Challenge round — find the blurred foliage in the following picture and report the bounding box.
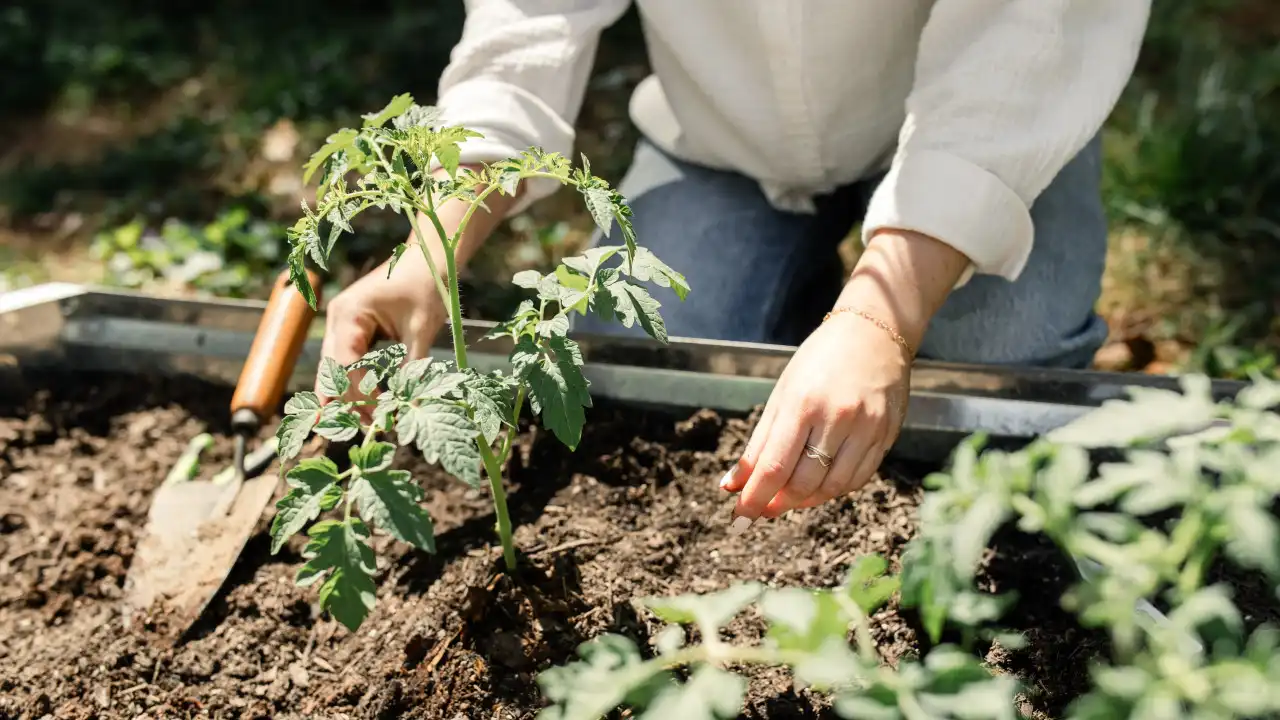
[1102,0,1280,378]
[0,0,1276,377]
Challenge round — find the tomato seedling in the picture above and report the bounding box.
[267,94,689,631]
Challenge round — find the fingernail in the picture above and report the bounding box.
[718,470,734,490]
[727,516,754,536]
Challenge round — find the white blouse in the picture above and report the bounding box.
[432,0,1150,285]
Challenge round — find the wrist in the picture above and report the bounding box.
[835,229,970,349]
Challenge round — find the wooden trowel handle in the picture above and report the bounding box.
[231,268,322,425]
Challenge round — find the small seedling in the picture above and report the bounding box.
[265,94,689,631]
[539,374,1280,719]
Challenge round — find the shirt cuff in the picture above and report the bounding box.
[432,77,578,217]
[861,150,1033,289]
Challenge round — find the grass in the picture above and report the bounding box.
[0,0,1277,378]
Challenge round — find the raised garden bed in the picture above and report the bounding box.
[0,370,1123,720]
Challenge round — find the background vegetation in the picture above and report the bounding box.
[1,0,1276,379]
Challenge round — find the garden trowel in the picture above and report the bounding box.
[123,268,322,642]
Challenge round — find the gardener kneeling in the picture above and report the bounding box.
[315,1,1151,532]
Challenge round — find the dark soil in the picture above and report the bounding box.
[0,370,1209,719]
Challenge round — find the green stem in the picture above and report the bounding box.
[835,594,879,665]
[478,440,517,570]
[442,238,469,371]
[407,211,451,312]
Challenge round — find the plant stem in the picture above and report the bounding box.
[407,211,451,312]
[478,440,517,570]
[442,238,469,370]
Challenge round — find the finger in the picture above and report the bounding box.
[317,303,377,403]
[721,399,777,493]
[800,429,886,509]
[761,422,847,518]
[730,410,809,531]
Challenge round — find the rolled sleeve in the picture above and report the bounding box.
[430,0,632,215]
[862,0,1150,286]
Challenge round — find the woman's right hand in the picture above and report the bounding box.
[316,245,448,404]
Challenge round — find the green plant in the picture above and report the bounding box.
[265,94,688,631]
[540,374,1280,718]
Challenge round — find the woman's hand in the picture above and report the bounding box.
[720,229,972,532]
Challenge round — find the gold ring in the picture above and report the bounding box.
[804,444,833,468]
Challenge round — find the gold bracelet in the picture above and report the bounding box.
[823,307,916,359]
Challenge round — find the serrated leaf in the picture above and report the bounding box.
[513,269,543,289]
[362,93,414,128]
[350,344,408,384]
[278,391,323,462]
[396,397,482,488]
[638,666,745,720]
[387,243,408,278]
[358,370,379,397]
[296,519,377,631]
[315,403,361,442]
[512,336,591,450]
[791,638,866,691]
[644,582,763,639]
[435,142,461,178]
[349,444,435,552]
[624,247,690,301]
[1223,500,1280,578]
[580,185,615,236]
[303,128,358,185]
[287,246,317,309]
[949,493,1009,578]
[562,246,622,282]
[391,104,442,131]
[537,634,668,720]
[318,356,352,398]
[1046,379,1220,448]
[601,279,667,342]
[461,370,515,441]
[270,457,343,554]
[536,314,571,338]
[762,588,847,653]
[349,440,396,473]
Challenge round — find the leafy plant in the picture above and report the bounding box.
[266,94,689,631]
[540,373,1280,718]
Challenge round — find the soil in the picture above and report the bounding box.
[0,370,1269,720]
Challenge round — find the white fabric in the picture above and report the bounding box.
[433,0,1150,284]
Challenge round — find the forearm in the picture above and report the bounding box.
[836,229,970,352]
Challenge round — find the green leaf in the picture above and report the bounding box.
[600,278,667,342]
[278,391,323,462]
[537,634,670,720]
[318,357,351,398]
[1223,499,1280,578]
[349,443,435,552]
[537,314,571,338]
[949,493,1009,578]
[513,269,543,289]
[286,245,317,309]
[302,128,358,184]
[315,403,361,442]
[387,243,409,278]
[296,518,378,631]
[396,397,483,488]
[644,582,763,639]
[638,666,746,720]
[461,370,515,441]
[580,184,615,237]
[270,457,343,554]
[562,246,621,281]
[761,588,847,652]
[624,247,690,301]
[1046,377,1220,448]
[362,93,414,128]
[435,142,461,178]
[791,638,866,691]
[391,104,442,131]
[843,555,900,614]
[358,370,379,397]
[512,336,592,450]
[349,344,408,384]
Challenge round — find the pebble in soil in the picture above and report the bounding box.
[4,369,1246,719]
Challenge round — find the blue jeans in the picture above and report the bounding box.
[574,137,1110,369]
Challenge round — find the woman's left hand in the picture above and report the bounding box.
[718,229,971,532]
[718,309,911,532]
